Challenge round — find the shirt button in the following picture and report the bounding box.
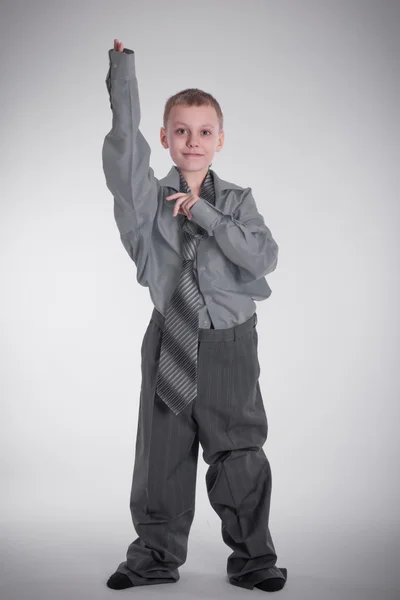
[200,266,206,271]
[206,207,210,212]
[203,321,208,326]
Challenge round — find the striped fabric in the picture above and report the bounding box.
[155,166,215,415]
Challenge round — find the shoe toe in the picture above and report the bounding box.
[106,572,134,589]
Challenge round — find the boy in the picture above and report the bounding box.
[102,38,287,592]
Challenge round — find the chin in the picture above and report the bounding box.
[179,156,208,168]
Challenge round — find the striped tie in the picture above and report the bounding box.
[155,165,215,415]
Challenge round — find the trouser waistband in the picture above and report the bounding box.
[151,307,257,342]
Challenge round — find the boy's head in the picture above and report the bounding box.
[160,88,225,177]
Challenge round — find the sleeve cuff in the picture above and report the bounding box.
[189,198,224,236]
[107,48,135,80]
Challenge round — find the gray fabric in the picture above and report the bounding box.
[115,307,285,590]
[156,167,216,414]
[102,48,279,329]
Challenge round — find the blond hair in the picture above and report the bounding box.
[163,88,223,132]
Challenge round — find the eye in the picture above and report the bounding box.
[176,129,212,135]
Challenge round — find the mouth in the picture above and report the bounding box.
[183,153,203,157]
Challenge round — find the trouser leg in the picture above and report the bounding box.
[193,315,284,590]
[116,315,199,587]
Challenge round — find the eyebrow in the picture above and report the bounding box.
[173,121,215,128]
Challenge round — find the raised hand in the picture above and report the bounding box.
[114,38,124,53]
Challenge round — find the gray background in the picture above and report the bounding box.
[1,0,399,599]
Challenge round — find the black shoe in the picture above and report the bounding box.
[254,567,287,592]
[106,572,135,590]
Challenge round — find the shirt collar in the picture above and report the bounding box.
[159,165,241,203]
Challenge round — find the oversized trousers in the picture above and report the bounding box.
[115,307,285,590]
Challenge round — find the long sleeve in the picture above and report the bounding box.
[102,48,159,282]
[189,186,279,282]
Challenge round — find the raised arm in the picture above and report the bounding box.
[102,41,159,284]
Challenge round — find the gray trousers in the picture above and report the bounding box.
[115,307,285,590]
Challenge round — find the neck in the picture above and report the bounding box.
[176,165,210,193]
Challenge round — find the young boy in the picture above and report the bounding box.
[102,38,287,593]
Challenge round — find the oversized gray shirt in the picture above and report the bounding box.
[102,48,279,329]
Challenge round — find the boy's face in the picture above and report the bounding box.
[160,104,224,176]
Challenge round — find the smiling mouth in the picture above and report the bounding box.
[184,153,203,156]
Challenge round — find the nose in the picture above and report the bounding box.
[188,136,200,147]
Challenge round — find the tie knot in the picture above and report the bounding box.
[176,165,211,195]
[178,173,191,194]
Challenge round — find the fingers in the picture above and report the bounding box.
[182,201,193,219]
[113,38,124,52]
[180,207,192,219]
[175,206,191,219]
[179,200,193,219]
[177,202,190,219]
[167,195,194,219]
